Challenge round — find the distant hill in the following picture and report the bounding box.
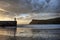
[0,21,17,27]
[30,17,60,24]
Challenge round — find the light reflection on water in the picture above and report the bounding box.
[18,24,60,29]
[0,24,60,40]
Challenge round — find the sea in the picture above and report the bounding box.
[0,24,60,40]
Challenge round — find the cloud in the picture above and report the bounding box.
[18,0,60,13]
[0,0,60,19]
[0,0,60,13]
[32,13,60,20]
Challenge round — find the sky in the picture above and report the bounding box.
[0,0,60,24]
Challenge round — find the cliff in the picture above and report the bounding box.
[30,18,60,24]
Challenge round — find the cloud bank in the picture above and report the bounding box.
[0,0,60,20]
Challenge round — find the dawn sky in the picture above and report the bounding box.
[0,0,60,24]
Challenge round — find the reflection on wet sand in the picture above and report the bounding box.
[0,27,60,40]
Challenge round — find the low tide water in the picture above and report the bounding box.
[0,24,60,40]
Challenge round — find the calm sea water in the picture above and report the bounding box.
[18,24,60,29]
[0,24,60,40]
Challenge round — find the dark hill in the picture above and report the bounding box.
[30,17,60,24]
[0,21,17,27]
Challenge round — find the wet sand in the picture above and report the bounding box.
[0,26,60,40]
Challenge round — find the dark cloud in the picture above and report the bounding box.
[0,0,60,13]
[0,0,60,18]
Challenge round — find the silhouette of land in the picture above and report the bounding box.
[30,17,60,24]
[0,21,17,27]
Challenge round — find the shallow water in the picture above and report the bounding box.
[0,24,60,40]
